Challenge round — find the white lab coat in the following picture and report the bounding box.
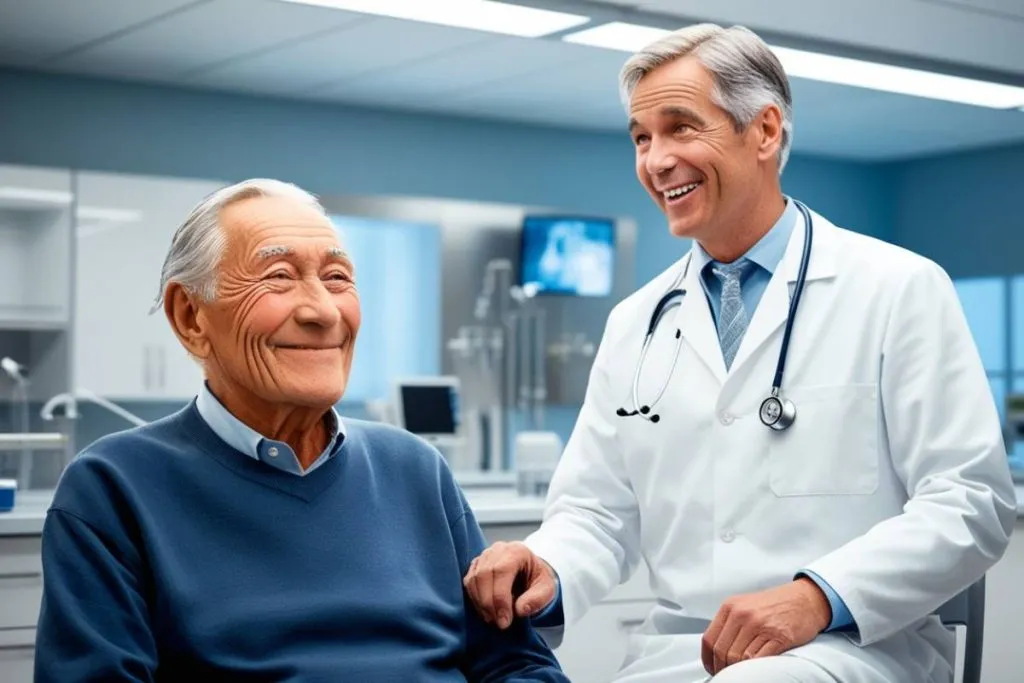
[524,205,1017,682]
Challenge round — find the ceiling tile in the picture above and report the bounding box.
[190,16,496,97]
[0,0,200,66]
[318,34,616,101]
[46,0,370,81]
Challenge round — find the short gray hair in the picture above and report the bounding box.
[620,23,794,172]
[152,178,326,312]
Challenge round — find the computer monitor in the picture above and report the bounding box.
[393,376,461,446]
[520,215,615,297]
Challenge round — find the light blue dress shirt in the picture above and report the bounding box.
[196,383,346,477]
[534,199,855,633]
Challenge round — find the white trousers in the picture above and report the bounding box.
[709,656,839,682]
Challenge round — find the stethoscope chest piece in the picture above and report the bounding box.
[759,393,796,431]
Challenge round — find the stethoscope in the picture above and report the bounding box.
[615,200,814,430]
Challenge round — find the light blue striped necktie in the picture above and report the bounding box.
[711,258,755,369]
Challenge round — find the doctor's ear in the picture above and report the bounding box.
[753,104,784,165]
[163,283,213,361]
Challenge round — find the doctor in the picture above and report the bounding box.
[464,22,1016,682]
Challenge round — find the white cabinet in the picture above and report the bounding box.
[0,164,72,329]
[74,172,224,401]
[0,537,41,683]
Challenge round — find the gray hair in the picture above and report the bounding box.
[151,178,326,312]
[619,23,794,172]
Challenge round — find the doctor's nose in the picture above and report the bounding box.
[645,139,679,176]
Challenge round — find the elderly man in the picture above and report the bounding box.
[464,22,1015,683]
[34,179,569,682]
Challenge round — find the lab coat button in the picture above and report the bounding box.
[719,412,734,425]
[267,447,279,458]
[721,529,736,543]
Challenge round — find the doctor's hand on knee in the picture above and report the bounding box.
[701,577,832,676]
[463,542,557,629]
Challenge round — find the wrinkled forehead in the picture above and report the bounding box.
[220,196,351,268]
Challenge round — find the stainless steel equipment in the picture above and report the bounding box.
[447,259,549,471]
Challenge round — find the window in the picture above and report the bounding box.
[331,215,441,402]
[952,276,1024,472]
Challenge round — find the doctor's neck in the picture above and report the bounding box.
[698,189,787,264]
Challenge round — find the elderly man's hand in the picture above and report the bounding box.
[701,577,832,675]
[463,541,557,629]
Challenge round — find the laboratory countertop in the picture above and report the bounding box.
[0,485,547,537]
[3,485,1024,538]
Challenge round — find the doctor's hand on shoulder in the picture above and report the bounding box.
[701,577,832,676]
[463,541,557,629]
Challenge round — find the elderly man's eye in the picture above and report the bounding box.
[326,272,352,282]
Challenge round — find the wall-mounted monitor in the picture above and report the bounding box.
[520,215,615,297]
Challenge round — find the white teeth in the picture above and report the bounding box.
[665,182,700,199]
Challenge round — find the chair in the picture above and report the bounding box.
[935,576,986,683]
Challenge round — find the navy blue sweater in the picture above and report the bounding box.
[35,402,567,682]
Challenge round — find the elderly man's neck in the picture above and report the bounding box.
[206,379,331,469]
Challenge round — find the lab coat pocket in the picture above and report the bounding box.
[767,383,879,497]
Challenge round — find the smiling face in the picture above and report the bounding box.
[628,54,783,252]
[171,194,360,412]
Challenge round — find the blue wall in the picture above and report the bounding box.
[0,67,895,451]
[0,68,892,287]
[890,143,1024,278]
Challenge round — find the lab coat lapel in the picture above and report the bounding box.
[676,247,727,384]
[729,206,838,372]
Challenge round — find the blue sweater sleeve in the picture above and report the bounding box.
[798,570,855,631]
[35,507,158,682]
[530,576,565,628]
[449,504,570,682]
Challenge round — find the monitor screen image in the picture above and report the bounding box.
[520,216,615,297]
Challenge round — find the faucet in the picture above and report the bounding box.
[41,389,147,427]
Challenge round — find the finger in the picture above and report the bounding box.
[701,612,726,674]
[475,564,496,624]
[464,556,488,616]
[489,560,521,629]
[463,557,479,587]
[742,634,770,661]
[726,620,762,667]
[514,568,555,618]
[724,622,765,663]
[712,613,744,674]
[753,638,786,658]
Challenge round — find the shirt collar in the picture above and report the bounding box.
[196,382,346,468]
[691,196,799,276]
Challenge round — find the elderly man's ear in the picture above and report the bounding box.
[163,282,213,361]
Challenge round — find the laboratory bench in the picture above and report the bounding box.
[4,486,1024,683]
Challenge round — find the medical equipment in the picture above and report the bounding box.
[1,356,32,486]
[616,200,814,431]
[447,259,550,470]
[41,388,148,427]
[393,376,461,446]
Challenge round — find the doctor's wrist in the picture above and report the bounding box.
[794,576,833,634]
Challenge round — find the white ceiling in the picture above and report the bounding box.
[1,0,1023,161]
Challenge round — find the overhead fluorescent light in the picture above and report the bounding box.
[278,0,589,38]
[562,21,670,52]
[76,206,142,223]
[0,187,73,205]
[771,47,1024,109]
[562,21,1024,110]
